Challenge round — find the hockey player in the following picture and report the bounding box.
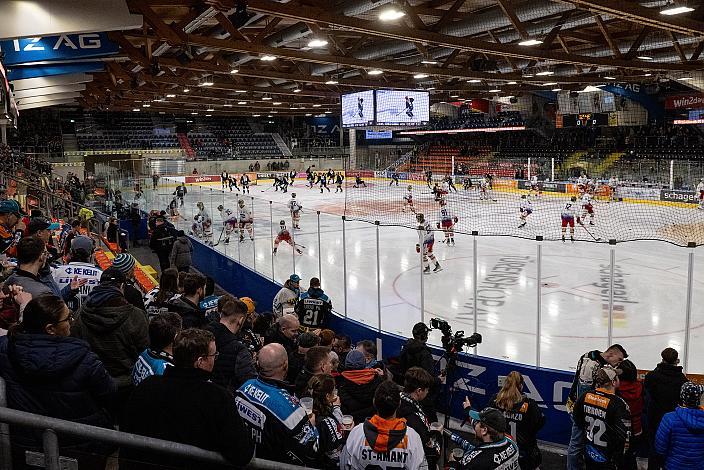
[437,198,458,246]
[529,175,541,197]
[273,220,302,255]
[405,95,414,117]
[697,178,704,210]
[237,199,254,242]
[353,175,367,188]
[168,197,183,221]
[581,192,595,225]
[192,201,213,243]
[240,173,251,194]
[390,172,400,186]
[288,193,302,229]
[289,170,297,186]
[463,177,473,191]
[425,169,433,189]
[561,197,578,242]
[416,213,442,273]
[307,172,315,189]
[479,177,495,201]
[403,185,415,213]
[519,195,532,228]
[217,204,238,244]
[447,176,458,193]
[221,171,228,189]
[577,172,589,194]
[608,176,619,202]
[173,183,187,207]
[319,173,330,193]
[335,173,344,193]
[228,175,240,193]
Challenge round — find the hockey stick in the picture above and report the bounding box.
[578,221,601,241]
[210,225,227,247]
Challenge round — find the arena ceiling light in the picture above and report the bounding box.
[260,55,276,61]
[506,81,517,85]
[426,87,436,90]
[223,103,233,107]
[367,70,384,76]
[661,5,695,15]
[535,71,554,76]
[293,88,302,93]
[644,73,653,77]
[637,56,654,60]
[543,82,558,86]
[414,73,429,79]
[191,112,198,115]
[679,76,694,80]
[305,113,312,116]
[552,88,562,92]
[313,104,322,107]
[450,94,459,98]
[603,76,616,80]
[230,69,239,74]
[238,101,247,105]
[467,79,482,83]
[273,102,282,105]
[199,77,214,86]
[379,7,406,21]
[132,108,140,112]
[488,89,501,93]
[235,90,246,93]
[325,110,332,114]
[166,94,176,98]
[518,39,542,46]
[206,114,212,117]
[207,107,215,111]
[142,103,151,107]
[325,80,339,85]
[262,96,272,100]
[421,60,438,65]
[183,88,190,93]
[308,38,328,48]
[253,114,261,117]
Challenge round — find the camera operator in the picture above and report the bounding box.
[398,323,440,421]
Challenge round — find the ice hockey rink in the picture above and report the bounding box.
[150,176,704,374]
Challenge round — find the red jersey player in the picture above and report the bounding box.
[436,198,457,245]
[403,185,415,213]
[273,220,302,255]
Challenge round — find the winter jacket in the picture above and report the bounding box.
[0,333,116,450]
[121,367,254,470]
[169,236,192,269]
[645,362,688,438]
[264,324,297,355]
[567,349,607,409]
[398,338,435,376]
[149,224,175,255]
[397,392,439,465]
[655,406,704,470]
[124,279,147,312]
[618,379,644,436]
[287,350,306,385]
[340,415,426,470]
[488,394,545,469]
[71,284,150,388]
[4,268,74,303]
[295,287,332,329]
[294,366,315,398]
[205,321,256,393]
[167,296,205,329]
[272,283,299,318]
[337,369,387,425]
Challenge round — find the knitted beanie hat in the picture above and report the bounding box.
[112,253,136,274]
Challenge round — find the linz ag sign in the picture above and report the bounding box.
[0,33,119,66]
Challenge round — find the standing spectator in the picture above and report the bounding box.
[573,366,631,470]
[567,344,628,470]
[454,404,520,470]
[168,272,207,329]
[150,215,176,272]
[52,235,102,311]
[294,345,334,397]
[655,382,704,470]
[333,334,352,369]
[616,360,644,470]
[264,313,300,355]
[205,297,256,393]
[132,312,182,386]
[398,367,439,469]
[0,199,25,256]
[144,267,179,317]
[287,331,320,384]
[236,343,320,465]
[61,219,81,258]
[309,373,346,469]
[111,253,147,312]
[398,323,434,376]
[272,274,300,318]
[338,349,387,425]
[0,295,116,469]
[71,267,149,412]
[27,216,60,262]
[341,380,426,470]
[121,328,254,470]
[169,230,192,272]
[644,347,688,470]
[295,277,332,329]
[488,371,545,470]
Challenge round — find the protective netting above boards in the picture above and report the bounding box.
[342,169,704,247]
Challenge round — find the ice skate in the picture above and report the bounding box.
[423,266,431,274]
[224,238,230,245]
[433,264,443,273]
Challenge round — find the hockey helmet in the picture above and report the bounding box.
[570,196,577,202]
[279,219,286,226]
[217,204,224,211]
[238,199,245,207]
[416,213,425,223]
[197,201,204,210]
[292,193,297,198]
[521,195,526,199]
[407,185,412,191]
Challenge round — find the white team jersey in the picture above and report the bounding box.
[404,191,412,202]
[577,176,588,186]
[340,422,427,470]
[198,208,211,223]
[697,182,704,192]
[520,199,532,212]
[581,194,592,207]
[442,181,450,192]
[417,222,434,244]
[238,206,252,222]
[561,202,577,218]
[52,262,103,309]
[480,178,488,189]
[530,175,538,184]
[219,207,236,222]
[439,206,453,222]
[288,199,301,213]
[609,177,619,187]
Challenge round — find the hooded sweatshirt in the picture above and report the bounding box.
[169,235,192,269]
[340,415,426,470]
[72,284,149,388]
[337,369,387,424]
[656,406,704,469]
[618,380,644,436]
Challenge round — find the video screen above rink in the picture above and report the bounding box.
[375,89,430,126]
[341,90,375,128]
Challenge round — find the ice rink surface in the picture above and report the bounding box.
[151,177,704,374]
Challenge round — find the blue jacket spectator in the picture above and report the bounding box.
[132,312,181,386]
[655,382,704,469]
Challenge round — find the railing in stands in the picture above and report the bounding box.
[0,378,310,470]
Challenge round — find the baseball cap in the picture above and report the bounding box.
[0,199,24,215]
[289,274,301,283]
[71,235,94,254]
[112,253,136,274]
[345,349,367,370]
[100,267,126,285]
[412,322,431,338]
[239,296,256,315]
[468,407,507,433]
[28,216,60,234]
[680,382,704,408]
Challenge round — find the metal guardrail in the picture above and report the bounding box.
[0,377,312,470]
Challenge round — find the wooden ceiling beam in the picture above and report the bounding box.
[126,0,186,46]
[670,32,689,63]
[431,0,466,32]
[595,14,623,59]
[495,0,529,39]
[623,26,651,60]
[254,17,283,43]
[215,12,251,42]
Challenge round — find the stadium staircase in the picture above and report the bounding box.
[591,151,624,177]
[177,133,195,159]
[271,133,293,157]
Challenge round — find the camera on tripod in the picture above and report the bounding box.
[429,318,482,354]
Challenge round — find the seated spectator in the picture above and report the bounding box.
[111,253,146,312]
[236,343,319,465]
[333,334,352,368]
[616,359,644,470]
[121,328,254,470]
[72,267,149,410]
[265,313,300,354]
[655,382,704,470]
[454,404,520,470]
[132,312,182,386]
[287,331,320,384]
[398,367,439,468]
[295,277,332,329]
[0,295,116,468]
[488,371,544,470]
[645,347,688,469]
[272,274,300,318]
[319,328,335,348]
[168,272,207,329]
[338,349,387,425]
[341,380,426,470]
[309,373,346,469]
[205,297,256,392]
[294,345,334,397]
[143,267,179,317]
